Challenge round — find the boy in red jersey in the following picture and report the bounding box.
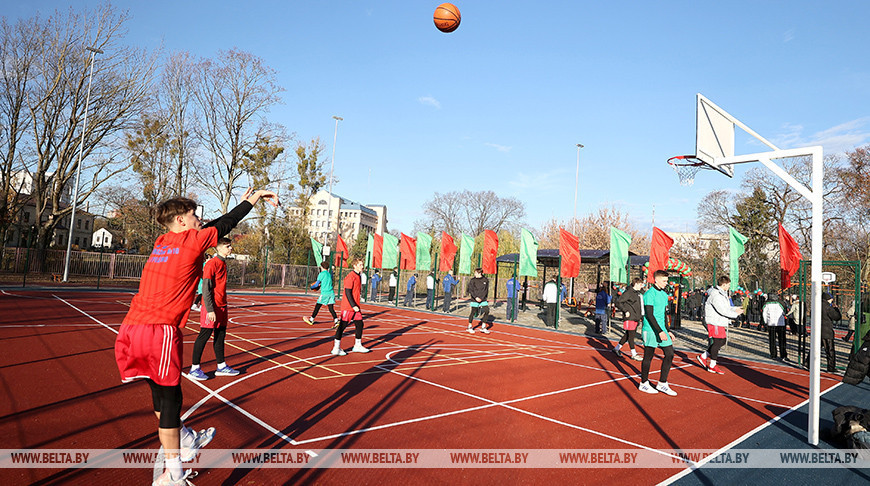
[332,258,371,356]
[114,189,278,486]
[188,237,238,380]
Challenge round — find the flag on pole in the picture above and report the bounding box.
[729,226,748,291]
[382,233,399,269]
[371,233,384,269]
[559,228,580,278]
[609,227,632,284]
[334,235,349,268]
[366,233,374,268]
[439,232,457,272]
[399,233,417,270]
[519,228,538,277]
[416,232,433,271]
[482,230,499,274]
[458,233,475,275]
[310,238,323,266]
[648,227,674,283]
[778,223,802,290]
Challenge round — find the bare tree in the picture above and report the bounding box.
[158,51,199,197]
[192,48,284,213]
[538,206,650,254]
[24,5,158,249]
[417,190,525,236]
[0,15,43,244]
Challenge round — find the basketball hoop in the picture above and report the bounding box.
[667,155,713,186]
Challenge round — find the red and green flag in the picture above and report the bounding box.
[482,230,499,274]
[399,233,417,270]
[310,238,324,266]
[648,227,674,283]
[778,223,802,290]
[609,227,631,283]
[439,232,457,272]
[519,228,538,277]
[560,228,580,278]
[382,233,399,269]
[729,227,748,291]
[458,233,475,275]
[416,232,433,271]
[334,235,349,268]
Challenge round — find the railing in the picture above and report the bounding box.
[0,247,318,290]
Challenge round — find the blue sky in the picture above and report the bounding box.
[8,1,870,235]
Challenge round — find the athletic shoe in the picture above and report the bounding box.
[190,304,200,312]
[467,327,475,334]
[614,347,622,358]
[303,316,314,325]
[638,381,658,394]
[215,365,239,377]
[480,326,491,334]
[152,469,195,486]
[708,364,725,374]
[187,369,208,381]
[631,353,643,361]
[656,383,678,396]
[696,355,708,369]
[332,318,340,329]
[181,427,215,462]
[351,344,371,353]
[331,347,347,356]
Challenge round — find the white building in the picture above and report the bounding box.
[92,228,116,249]
[669,232,728,260]
[289,190,387,244]
[5,171,94,248]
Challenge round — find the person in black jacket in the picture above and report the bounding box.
[843,330,870,385]
[613,278,644,361]
[806,292,841,372]
[466,268,491,334]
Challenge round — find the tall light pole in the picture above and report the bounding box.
[63,45,103,282]
[328,116,342,252]
[573,143,584,233]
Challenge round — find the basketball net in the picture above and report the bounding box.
[667,155,709,186]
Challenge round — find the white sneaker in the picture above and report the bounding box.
[331,347,347,356]
[352,344,371,353]
[638,381,658,394]
[190,304,200,312]
[480,326,491,334]
[467,327,475,334]
[181,427,215,462]
[152,468,196,486]
[656,382,677,396]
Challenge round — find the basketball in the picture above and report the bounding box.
[433,3,460,33]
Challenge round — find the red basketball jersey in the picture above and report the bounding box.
[340,271,362,313]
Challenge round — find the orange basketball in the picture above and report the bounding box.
[434,3,461,33]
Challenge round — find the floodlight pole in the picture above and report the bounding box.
[63,45,103,282]
[329,115,342,249]
[571,144,583,301]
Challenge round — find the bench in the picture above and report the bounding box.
[51,274,62,282]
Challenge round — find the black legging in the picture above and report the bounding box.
[706,337,726,361]
[641,345,674,383]
[146,379,182,429]
[768,326,787,359]
[618,329,637,346]
[312,303,337,319]
[335,320,364,340]
[192,327,226,365]
[469,305,490,325]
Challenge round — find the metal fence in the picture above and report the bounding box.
[0,247,318,290]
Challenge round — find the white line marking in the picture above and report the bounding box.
[658,382,844,485]
[54,295,119,335]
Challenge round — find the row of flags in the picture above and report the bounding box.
[311,223,804,291]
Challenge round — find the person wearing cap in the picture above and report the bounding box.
[807,292,841,373]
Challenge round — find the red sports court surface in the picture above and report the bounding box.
[0,289,843,485]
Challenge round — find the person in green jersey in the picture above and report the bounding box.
[303,261,340,328]
[638,269,677,396]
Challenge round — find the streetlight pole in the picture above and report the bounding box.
[63,45,103,282]
[573,143,584,233]
[328,115,342,250]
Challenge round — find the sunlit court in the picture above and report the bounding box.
[1,289,857,485]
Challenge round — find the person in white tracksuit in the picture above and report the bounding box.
[698,276,744,374]
[762,293,789,361]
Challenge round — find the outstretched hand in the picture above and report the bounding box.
[245,189,280,208]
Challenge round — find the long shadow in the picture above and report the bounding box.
[220,340,441,485]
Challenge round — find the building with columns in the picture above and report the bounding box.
[288,190,388,245]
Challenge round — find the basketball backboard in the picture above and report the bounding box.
[695,94,735,177]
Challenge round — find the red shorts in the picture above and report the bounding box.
[707,324,727,339]
[340,309,363,322]
[200,305,228,329]
[115,323,183,386]
[623,320,639,331]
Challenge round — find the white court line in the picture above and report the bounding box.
[52,292,310,447]
[54,295,119,335]
[668,382,792,408]
[659,382,844,486]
